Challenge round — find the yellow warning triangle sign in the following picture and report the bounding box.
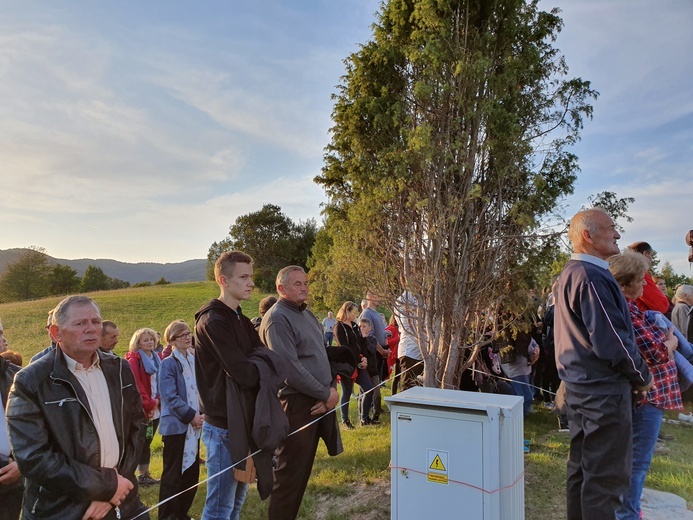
[429,454,446,471]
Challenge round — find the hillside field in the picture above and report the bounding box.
[1,282,227,358]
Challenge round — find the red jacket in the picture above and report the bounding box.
[385,324,400,374]
[125,350,162,416]
[635,272,670,314]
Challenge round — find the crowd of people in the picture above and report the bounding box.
[0,253,337,520]
[2,210,693,520]
[0,250,433,520]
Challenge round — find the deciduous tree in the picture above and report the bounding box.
[586,191,635,232]
[207,204,317,292]
[48,264,81,295]
[0,246,51,301]
[659,261,692,297]
[80,265,111,292]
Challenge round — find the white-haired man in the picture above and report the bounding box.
[554,208,652,520]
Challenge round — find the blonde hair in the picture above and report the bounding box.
[163,320,191,344]
[336,301,358,322]
[128,328,158,352]
[214,251,253,281]
[608,251,648,288]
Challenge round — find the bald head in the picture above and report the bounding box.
[568,208,621,260]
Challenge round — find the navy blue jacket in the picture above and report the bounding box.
[555,256,652,394]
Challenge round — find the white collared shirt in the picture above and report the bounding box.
[571,253,610,270]
[64,352,120,468]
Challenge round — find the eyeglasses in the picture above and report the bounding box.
[174,332,192,340]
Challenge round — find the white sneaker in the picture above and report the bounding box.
[678,413,693,423]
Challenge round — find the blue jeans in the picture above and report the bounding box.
[201,422,249,520]
[616,403,664,520]
[341,369,374,422]
[509,373,533,416]
[324,332,334,347]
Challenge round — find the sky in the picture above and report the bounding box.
[1,1,691,274]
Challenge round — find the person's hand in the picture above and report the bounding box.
[109,473,133,507]
[325,387,339,410]
[358,357,368,370]
[191,414,204,429]
[664,328,678,356]
[634,379,654,396]
[377,345,389,358]
[81,501,112,520]
[310,400,327,415]
[0,460,21,486]
[529,348,540,365]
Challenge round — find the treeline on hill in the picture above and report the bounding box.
[0,247,170,303]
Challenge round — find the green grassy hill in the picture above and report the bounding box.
[0,282,268,358]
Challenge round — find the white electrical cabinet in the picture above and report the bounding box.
[386,387,524,520]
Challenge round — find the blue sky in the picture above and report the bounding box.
[1,1,691,274]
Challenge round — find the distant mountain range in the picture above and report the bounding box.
[0,248,207,284]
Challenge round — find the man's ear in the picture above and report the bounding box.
[49,323,61,343]
[582,228,594,245]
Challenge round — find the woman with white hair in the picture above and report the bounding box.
[672,285,693,341]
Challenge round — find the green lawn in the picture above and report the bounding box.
[1,282,233,358]
[2,285,692,519]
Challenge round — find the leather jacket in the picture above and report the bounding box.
[6,348,148,520]
[0,357,20,409]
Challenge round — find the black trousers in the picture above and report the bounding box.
[139,418,160,466]
[158,433,200,520]
[0,486,23,520]
[268,393,321,520]
[391,358,402,395]
[399,356,424,391]
[565,387,632,520]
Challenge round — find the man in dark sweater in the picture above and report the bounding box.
[194,251,263,520]
[555,208,652,520]
[259,266,342,520]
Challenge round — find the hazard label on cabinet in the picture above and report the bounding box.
[427,449,449,485]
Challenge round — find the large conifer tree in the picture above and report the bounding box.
[314,0,597,387]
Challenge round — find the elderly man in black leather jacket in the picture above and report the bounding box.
[6,296,149,520]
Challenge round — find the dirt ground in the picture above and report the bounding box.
[314,480,391,519]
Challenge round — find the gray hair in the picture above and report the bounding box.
[567,207,609,247]
[675,285,693,299]
[52,296,100,327]
[276,265,305,289]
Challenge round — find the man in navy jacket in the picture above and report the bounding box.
[555,208,652,520]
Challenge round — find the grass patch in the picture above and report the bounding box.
[0,282,265,358]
